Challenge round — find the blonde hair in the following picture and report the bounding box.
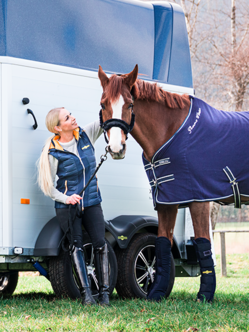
[37,108,64,196]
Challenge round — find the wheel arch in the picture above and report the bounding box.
[34,217,63,256]
[105,215,181,259]
[34,214,182,259]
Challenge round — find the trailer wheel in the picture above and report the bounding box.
[49,238,117,300]
[0,272,19,297]
[116,233,175,299]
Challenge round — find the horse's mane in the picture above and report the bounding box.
[102,75,189,109]
[131,79,189,109]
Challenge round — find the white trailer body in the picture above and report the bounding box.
[0,56,193,253]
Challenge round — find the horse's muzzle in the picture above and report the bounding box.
[108,144,126,160]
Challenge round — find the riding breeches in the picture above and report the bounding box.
[56,203,106,249]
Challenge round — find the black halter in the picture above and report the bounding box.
[99,108,135,144]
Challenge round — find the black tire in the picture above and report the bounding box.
[0,272,19,297]
[49,237,117,300]
[116,233,175,299]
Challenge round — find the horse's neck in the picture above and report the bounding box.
[131,98,190,161]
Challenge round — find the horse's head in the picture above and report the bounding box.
[98,64,138,159]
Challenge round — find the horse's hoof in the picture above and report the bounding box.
[196,296,213,304]
[146,296,163,303]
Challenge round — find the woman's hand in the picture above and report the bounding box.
[66,194,82,205]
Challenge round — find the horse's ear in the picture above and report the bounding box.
[124,64,138,90]
[98,65,109,89]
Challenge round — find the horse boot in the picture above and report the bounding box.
[94,243,110,306]
[71,246,96,305]
[193,237,216,303]
[147,236,171,302]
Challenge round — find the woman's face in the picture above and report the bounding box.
[55,108,78,133]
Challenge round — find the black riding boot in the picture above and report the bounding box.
[193,237,216,303]
[147,237,171,302]
[94,243,110,306]
[71,247,96,305]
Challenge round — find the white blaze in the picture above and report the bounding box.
[109,95,124,153]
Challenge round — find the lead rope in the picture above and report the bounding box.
[61,147,109,252]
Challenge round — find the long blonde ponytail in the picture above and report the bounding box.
[37,136,55,196]
[37,107,64,196]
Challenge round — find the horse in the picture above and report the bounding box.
[98,64,249,302]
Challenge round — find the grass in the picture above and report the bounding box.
[1,254,249,332]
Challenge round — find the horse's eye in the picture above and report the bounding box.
[128,103,134,109]
[101,103,105,110]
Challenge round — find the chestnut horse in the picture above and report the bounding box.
[98,64,249,302]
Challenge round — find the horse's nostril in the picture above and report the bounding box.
[108,143,126,160]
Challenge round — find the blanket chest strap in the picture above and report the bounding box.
[223,166,241,209]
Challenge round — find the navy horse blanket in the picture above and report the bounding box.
[143,96,249,208]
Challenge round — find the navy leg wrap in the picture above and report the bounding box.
[193,237,216,302]
[147,237,171,302]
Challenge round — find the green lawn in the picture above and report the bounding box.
[1,254,248,332]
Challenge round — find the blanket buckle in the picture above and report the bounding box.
[223,166,241,209]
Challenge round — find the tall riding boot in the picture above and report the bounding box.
[193,237,216,303]
[94,243,110,306]
[71,247,96,305]
[147,237,171,302]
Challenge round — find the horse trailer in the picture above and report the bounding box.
[0,0,214,299]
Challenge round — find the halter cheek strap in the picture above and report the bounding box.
[99,109,135,144]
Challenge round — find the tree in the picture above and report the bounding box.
[199,0,249,111]
[204,0,249,111]
[226,0,249,111]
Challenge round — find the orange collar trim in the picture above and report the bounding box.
[73,128,80,141]
[49,128,80,151]
[49,135,63,151]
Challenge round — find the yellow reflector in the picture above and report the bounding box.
[21,199,30,204]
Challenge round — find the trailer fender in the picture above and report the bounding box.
[34,215,182,259]
[104,215,156,249]
[104,215,180,256]
[34,217,63,256]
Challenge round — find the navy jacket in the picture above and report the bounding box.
[49,127,102,209]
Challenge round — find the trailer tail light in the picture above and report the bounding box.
[21,199,30,204]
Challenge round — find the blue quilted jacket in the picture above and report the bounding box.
[49,127,102,209]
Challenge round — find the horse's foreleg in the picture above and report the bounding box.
[189,201,210,240]
[147,204,178,302]
[157,204,178,242]
[189,202,216,303]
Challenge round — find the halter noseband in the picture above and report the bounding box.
[99,108,135,144]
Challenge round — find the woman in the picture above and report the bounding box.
[38,107,109,306]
